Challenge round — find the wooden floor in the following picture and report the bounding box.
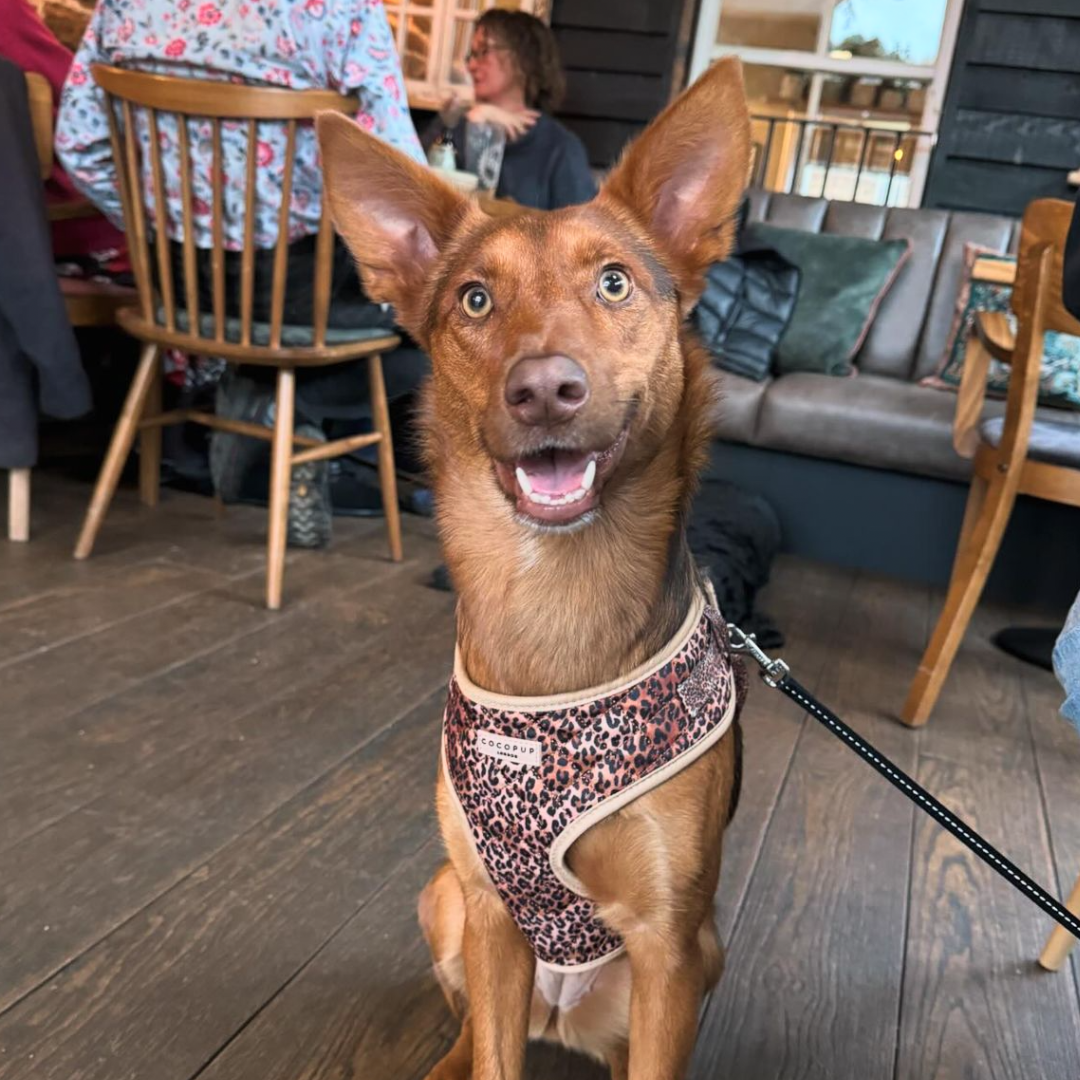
[2,473,1079,1080]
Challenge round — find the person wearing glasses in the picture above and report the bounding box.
[426,8,596,212]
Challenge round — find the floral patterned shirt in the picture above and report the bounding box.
[55,0,424,250]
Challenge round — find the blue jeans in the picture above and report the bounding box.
[1054,590,1080,732]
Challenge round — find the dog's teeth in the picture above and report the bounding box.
[582,459,597,492]
[515,467,532,496]
[531,492,551,505]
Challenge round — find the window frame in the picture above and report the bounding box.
[687,0,965,205]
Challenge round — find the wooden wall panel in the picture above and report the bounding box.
[551,0,697,168]
[924,0,1080,215]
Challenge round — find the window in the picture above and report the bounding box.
[384,0,549,110]
[689,0,964,206]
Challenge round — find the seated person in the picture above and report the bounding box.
[0,0,125,270]
[54,0,428,545]
[426,9,596,211]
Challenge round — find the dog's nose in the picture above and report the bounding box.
[504,355,590,427]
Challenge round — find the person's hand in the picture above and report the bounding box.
[438,91,466,128]
[467,103,539,141]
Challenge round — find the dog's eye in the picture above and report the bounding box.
[598,267,632,303]
[461,285,492,319]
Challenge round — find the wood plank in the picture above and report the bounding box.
[551,0,674,35]
[555,28,671,75]
[0,484,324,610]
[925,158,1071,216]
[920,601,1044,770]
[0,528,414,743]
[949,109,1080,171]
[690,573,926,1080]
[0,559,227,668]
[971,13,1080,74]
[978,0,1080,17]
[958,64,1080,121]
[714,559,858,940]
[895,754,1080,1077]
[194,837,463,1080]
[0,693,448,1080]
[0,568,455,1013]
[562,70,665,123]
[0,538,442,854]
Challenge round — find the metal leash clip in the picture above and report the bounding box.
[727,624,790,688]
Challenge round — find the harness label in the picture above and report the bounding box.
[477,731,542,769]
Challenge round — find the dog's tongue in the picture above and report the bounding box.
[519,449,591,496]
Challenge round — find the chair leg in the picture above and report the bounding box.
[139,355,163,507]
[947,473,988,586]
[75,343,160,560]
[266,366,295,611]
[900,474,1018,727]
[8,468,30,542]
[1040,871,1080,972]
[368,353,403,562]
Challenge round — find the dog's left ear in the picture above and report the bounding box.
[599,58,750,304]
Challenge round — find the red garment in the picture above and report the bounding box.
[0,0,126,260]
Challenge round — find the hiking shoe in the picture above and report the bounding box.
[287,423,332,549]
[209,370,273,503]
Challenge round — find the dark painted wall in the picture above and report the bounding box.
[925,0,1080,215]
[550,0,698,169]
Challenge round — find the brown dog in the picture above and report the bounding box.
[318,58,751,1080]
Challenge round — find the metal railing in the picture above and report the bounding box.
[750,115,937,209]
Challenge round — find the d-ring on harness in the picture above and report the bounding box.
[727,624,1080,942]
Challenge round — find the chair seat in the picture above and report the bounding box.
[157,306,395,347]
[980,414,1080,468]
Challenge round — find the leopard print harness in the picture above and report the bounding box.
[442,589,742,975]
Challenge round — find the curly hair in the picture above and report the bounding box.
[476,9,566,113]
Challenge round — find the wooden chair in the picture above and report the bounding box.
[901,198,1080,726]
[74,66,403,608]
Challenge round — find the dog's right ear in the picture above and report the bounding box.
[316,113,468,334]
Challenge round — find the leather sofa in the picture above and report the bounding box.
[706,191,1080,606]
[714,190,1080,480]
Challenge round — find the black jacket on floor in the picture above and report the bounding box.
[0,57,91,468]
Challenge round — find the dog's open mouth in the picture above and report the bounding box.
[493,425,630,527]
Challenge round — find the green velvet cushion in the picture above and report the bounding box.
[745,223,911,376]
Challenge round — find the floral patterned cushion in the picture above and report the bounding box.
[923,244,1080,410]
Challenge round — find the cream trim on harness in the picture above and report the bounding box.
[452,590,706,713]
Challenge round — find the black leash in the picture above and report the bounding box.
[727,625,1080,941]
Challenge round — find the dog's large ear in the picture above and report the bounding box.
[599,58,750,302]
[316,112,469,335]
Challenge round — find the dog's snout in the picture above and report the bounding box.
[504,355,589,427]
